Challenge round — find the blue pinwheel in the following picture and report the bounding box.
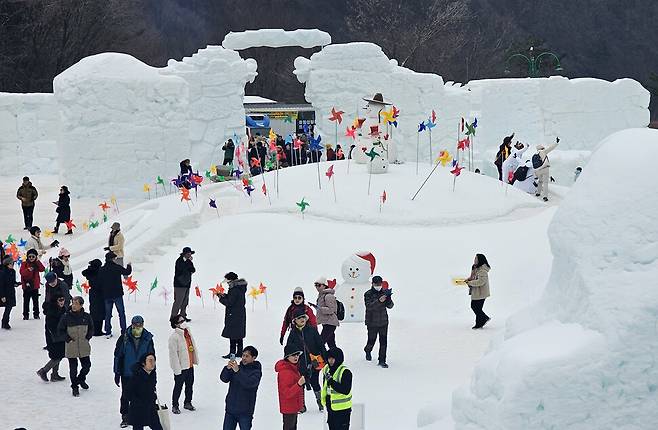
[426,120,436,130]
[418,121,427,132]
[309,135,323,152]
[232,167,243,178]
[244,185,255,196]
[17,238,27,248]
[209,198,217,209]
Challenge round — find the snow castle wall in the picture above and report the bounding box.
[0,93,60,175]
[161,46,257,165]
[451,128,658,430]
[295,42,650,184]
[53,53,190,198]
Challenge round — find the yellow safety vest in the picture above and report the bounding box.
[321,364,352,411]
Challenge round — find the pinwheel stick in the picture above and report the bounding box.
[332,176,337,203]
[367,159,373,195]
[262,173,272,206]
[276,159,280,198]
[416,132,420,175]
[316,162,322,190]
[412,161,442,201]
[429,129,433,165]
[155,186,158,199]
[162,182,168,196]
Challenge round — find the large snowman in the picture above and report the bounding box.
[354,93,394,173]
[334,251,377,322]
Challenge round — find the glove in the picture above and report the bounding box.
[50,240,59,247]
[114,374,121,387]
[279,335,284,345]
[104,247,110,251]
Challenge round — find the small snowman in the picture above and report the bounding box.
[355,93,392,169]
[335,251,377,322]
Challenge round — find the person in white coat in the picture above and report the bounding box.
[502,141,528,184]
[168,314,199,415]
[534,137,559,201]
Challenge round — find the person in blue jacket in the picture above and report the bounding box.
[113,315,155,428]
[219,345,262,430]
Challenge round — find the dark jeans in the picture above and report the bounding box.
[105,297,127,335]
[365,324,388,362]
[120,376,133,415]
[282,413,297,430]
[23,289,39,318]
[471,299,489,328]
[68,356,91,388]
[223,412,253,430]
[93,319,104,336]
[172,367,194,406]
[229,338,243,356]
[2,305,13,325]
[321,324,337,349]
[327,409,351,430]
[22,205,34,228]
[132,411,163,430]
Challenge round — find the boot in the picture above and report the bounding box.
[314,390,324,411]
[183,402,196,411]
[79,380,89,390]
[378,361,389,368]
[120,414,129,428]
[172,405,181,415]
[72,386,80,397]
[50,372,66,382]
[65,230,73,235]
[365,351,372,361]
[36,369,49,382]
[1,323,10,330]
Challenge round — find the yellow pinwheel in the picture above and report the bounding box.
[210,164,217,175]
[248,287,261,299]
[380,109,395,125]
[143,184,151,192]
[437,150,452,167]
[268,129,277,140]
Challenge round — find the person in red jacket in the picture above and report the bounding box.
[20,249,45,320]
[279,287,317,345]
[276,345,305,430]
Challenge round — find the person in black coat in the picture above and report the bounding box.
[217,272,247,359]
[222,139,235,166]
[128,353,163,430]
[82,259,105,336]
[53,185,72,235]
[170,247,195,321]
[285,308,327,412]
[99,251,132,337]
[364,276,394,368]
[37,293,67,381]
[0,256,18,329]
[219,345,262,430]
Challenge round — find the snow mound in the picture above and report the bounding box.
[54,53,190,199]
[222,28,331,50]
[452,128,658,430]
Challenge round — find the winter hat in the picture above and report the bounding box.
[180,246,195,255]
[2,256,14,266]
[131,315,144,325]
[58,248,70,258]
[89,259,102,269]
[292,287,304,299]
[536,145,545,151]
[27,249,38,257]
[29,226,40,235]
[293,308,309,320]
[372,275,383,285]
[314,276,328,286]
[45,272,57,282]
[284,345,303,359]
[110,222,120,231]
[224,272,238,281]
[105,251,117,261]
[327,347,345,367]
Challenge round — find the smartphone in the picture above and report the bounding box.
[229,353,236,361]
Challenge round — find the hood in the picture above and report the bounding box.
[319,288,335,296]
[229,278,248,290]
[275,359,298,373]
[327,347,345,369]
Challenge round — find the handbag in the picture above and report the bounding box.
[155,396,171,430]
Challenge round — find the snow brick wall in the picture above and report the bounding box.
[53,53,190,198]
[161,45,257,165]
[0,93,60,175]
[452,128,658,430]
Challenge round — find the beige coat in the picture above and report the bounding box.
[467,265,491,300]
[109,231,125,258]
[27,235,48,257]
[168,327,199,375]
[57,310,94,358]
[316,288,339,326]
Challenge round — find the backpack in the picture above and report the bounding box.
[532,153,544,169]
[514,166,530,182]
[336,300,345,321]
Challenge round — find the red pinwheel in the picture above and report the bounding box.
[431,109,437,124]
[381,190,387,204]
[293,138,303,149]
[457,137,470,150]
[210,283,225,295]
[325,164,335,180]
[269,140,277,152]
[258,282,267,294]
[354,118,366,129]
[345,126,356,139]
[242,178,251,187]
[81,282,90,294]
[65,220,76,231]
[337,148,344,159]
[123,276,139,294]
[195,286,201,298]
[391,105,400,118]
[262,183,267,195]
[250,157,261,168]
[329,107,344,124]
[180,187,191,202]
[192,174,203,185]
[98,202,110,211]
[451,163,464,177]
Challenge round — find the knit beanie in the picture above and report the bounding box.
[292,287,304,299]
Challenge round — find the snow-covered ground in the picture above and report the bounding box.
[1,161,559,429]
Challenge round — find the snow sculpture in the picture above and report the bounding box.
[222,29,331,50]
[295,42,649,183]
[354,93,392,174]
[335,251,377,322]
[452,128,658,430]
[54,53,190,198]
